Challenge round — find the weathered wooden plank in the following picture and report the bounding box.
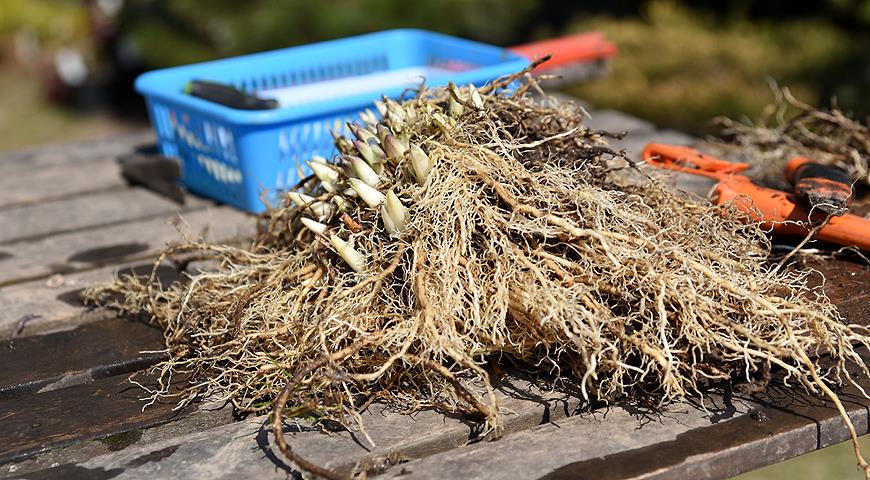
[17,368,870,480]
[2,401,235,478]
[3,375,585,480]
[382,382,870,480]
[0,206,251,287]
[799,256,870,306]
[0,132,154,174]
[382,401,752,480]
[0,157,124,208]
[0,188,211,245]
[0,262,180,338]
[0,318,165,399]
[0,372,189,465]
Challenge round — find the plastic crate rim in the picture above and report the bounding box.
[134,29,529,125]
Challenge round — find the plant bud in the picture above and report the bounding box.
[374,100,388,117]
[447,95,465,118]
[348,155,380,186]
[376,124,392,144]
[308,202,335,221]
[469,85,484,109]
[353,139,377,166]
[349,178,386,208]
[381,190,408,234]
[332,194,349,211]
[349,123,376,143]
[288,191,315,207]
[384,134,407,159]
[386,117,404,134]
[366,138,387,162]
[381,205,399,235]
[308,161,339,192]
[385,98,404,119]
[432,112,453,131]
[361,109,378,126]
[289,192,334,221]
[347,122,361,139]
[300,217,327,235]
[410,145,432,186]
[332,130,354,153]
[330,235,366,273]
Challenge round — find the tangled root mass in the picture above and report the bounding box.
[86,72,870,477]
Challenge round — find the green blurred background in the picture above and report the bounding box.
[0,2,869,475]
[1,0,870,151]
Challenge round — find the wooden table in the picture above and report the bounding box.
[1,110,869,480]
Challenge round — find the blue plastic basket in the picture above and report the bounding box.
[135,29,528,212]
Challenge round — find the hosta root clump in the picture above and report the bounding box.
[712,86,870,189]
[87,73,870,477]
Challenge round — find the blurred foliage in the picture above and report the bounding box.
[0,0,87,43]
[3,0,870,65]
[828,0,870,24]
[0,0,869,145]
[0,63,134,151]
[565,1,870,135]
[122,0,539,67]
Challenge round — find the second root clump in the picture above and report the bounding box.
[87,73,870,478]
[711,86,870,190]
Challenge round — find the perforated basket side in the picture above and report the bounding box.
[146,98,250,209]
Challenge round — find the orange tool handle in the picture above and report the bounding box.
[716,179,870,250]
[510,32,618,72]
[641,143,749,180]
[643,143,870,250]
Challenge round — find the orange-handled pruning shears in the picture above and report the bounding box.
[642,143,870,251]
